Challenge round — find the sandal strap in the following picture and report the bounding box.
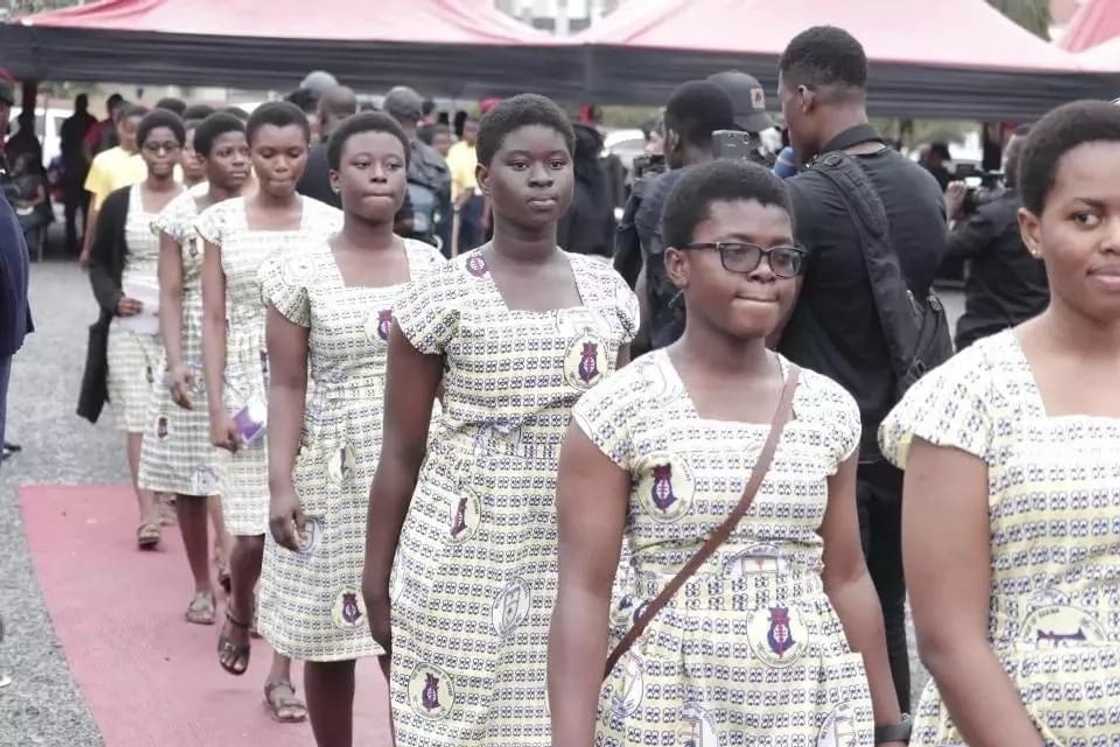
[225,609,251,629]
[264,679,298,698]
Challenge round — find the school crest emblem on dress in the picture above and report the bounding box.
[448,490,482,543]
[816,702,860,747]
[636,455,694,522]
[408,663,455,719]
[608,652,645,718]
[465,253,488,278]
[1021,605,1105,648]
[491,578,532,636]
[747,604,808,668]
[331,588,366,629]
[563,333,609,390]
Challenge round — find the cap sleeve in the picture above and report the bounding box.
[878,347,994,469]
[259,251,312,328]
[804,369,863,471]
[194,202,226,246]
[571,362,647,470]
[393,266,459,355]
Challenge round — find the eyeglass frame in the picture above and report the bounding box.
[679,241,808,278]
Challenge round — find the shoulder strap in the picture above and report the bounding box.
[811,152,918,384]
[603,364,801,679]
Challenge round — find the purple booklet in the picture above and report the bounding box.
[231,399,267,447]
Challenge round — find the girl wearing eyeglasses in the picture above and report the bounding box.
[87,108,186,550]
[549,160,908,746]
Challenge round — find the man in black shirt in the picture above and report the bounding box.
[296,85,357,209]
[60,94,98,255]
[945,128,1048,350]
[617,81,735,352]
[776,25,947,712]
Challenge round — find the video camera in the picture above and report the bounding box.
[631,153,667,181]
[952,163,1006,215]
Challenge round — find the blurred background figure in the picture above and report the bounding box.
[61,94,98,256]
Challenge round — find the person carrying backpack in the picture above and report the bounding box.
[383,87,452,253]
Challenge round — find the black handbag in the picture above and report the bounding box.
[77,312,111,423]
[812,151,953,399]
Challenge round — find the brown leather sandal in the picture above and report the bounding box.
[185,591,216,626]
[136,521,161,550]
[263,679,307,723]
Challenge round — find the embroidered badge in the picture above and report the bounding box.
[636,455,694,523]
[747,605,809,668]
[448,490,482,544]
[408,663,455,719]
[465,253,488,278]
[376,309,393,342]
[491,579,532,636]
[816,702,859,747]
[608,652,645,718]
[154,415,170,440]
[187,236,201,260]
[1021,605,1105,649]
[190,465,221,496]
[326,443,356,487]
[676,703,718,747]
[331,588,366,629]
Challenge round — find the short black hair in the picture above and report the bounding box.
[182,103,216,121]
[421,98,436,117]
[155,97,187,117]
[779,25,868,93]
[106,93,125,112]
[246,101,311,145]
[137,109,186,148]
[476,93,575,167]
[1019,100,1120,215]
[327,112,410,171]
[285,87,318,115]
[664,81,735,151]
[221,106,251,122]
[120,104,149,124]
[193,112,246,158]
[662,159,793,250]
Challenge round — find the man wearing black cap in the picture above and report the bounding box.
[384,86,452,251]
[707,70,776,166]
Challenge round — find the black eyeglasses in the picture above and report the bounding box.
[682,241,807,278]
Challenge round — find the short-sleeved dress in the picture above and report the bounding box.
[879,330,1120,746]
[256,238,446,662]
[194,196,341,536]
[138,187,228,496]
[389,251,639,745]
[107,183,168,433]
[573,350,875,746]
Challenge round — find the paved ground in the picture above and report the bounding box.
[0,248,954,744]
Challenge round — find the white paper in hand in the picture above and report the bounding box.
[119,277,161,335]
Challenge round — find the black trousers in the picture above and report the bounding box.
[63,179,89,255]
[857,459,910,713]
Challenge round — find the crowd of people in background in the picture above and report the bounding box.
[0,19,1119,747]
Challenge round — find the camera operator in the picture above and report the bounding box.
[944,126,1048,351]
[707,70,776,167]
[613,80,735,353]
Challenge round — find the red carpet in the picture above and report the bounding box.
[20,485,392,746]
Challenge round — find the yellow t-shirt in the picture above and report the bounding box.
[84,147,147,211]
[446,141,478,202]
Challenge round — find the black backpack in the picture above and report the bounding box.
[811,150,953,399]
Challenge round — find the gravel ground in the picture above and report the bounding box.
[0,252,953,744]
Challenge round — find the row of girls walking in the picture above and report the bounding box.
[79,91,1120,747]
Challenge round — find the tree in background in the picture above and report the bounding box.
[987,0,1052,40]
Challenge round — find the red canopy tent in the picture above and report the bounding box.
[1058,0,1120,54]
[579,0,1117,119]
[0,0,581,99]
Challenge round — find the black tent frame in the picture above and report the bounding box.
[3,23,1118,119]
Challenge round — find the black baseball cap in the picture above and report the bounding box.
[707,70,773,133]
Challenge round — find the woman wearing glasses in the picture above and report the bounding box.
[549,160,907,745]
[88,108,186,549]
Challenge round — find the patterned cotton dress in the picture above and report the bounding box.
[573,350,875,746]
[138,187,228,496]
[106,184,167,433]
[389,250,639,745]
[879,330,1120,747]
[194,196,341,536]
[256,238,446,662]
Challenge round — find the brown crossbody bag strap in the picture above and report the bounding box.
[603,364,801,680]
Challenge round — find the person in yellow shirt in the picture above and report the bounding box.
[79,105,148,265]
[446,116,483,252]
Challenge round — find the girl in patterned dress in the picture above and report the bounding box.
[199,102,340,722]
[138,113,251,625]
[260,112,446,746]
[549,161,908,746]
[361,94,639,745]
[880,101,1120,746]
[89,109,185,550]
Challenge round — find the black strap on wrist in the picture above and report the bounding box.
[874,713,912,744]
